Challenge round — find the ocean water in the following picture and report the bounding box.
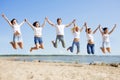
[1,55,120,64]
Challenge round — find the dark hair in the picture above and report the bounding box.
[57,18,62,22]
[33,21,40,27]
[11,18,17,25]
[103,27,108,31]
[85,28,91,32]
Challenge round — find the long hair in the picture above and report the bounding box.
[33,21,40,27]
[103,27,108,32]
[11,18,17,25]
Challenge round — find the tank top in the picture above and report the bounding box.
[87,33,94,42]
[73,31,80,38]
[103,34,110,42]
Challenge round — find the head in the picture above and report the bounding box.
[11,18,17,25]
[86,28,92,34]
[33,21,40,27]
[57,18,62,25]
[75,26,79,32]
[72,26,79,33]
[103,27,108,34]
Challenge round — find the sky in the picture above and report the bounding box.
[0,0,120,55]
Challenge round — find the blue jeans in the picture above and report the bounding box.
[69,41,80,53]
[53,35,65,48]
[34,37,43,44]
[87,43,95,54]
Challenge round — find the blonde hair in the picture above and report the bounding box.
[71,25,79,33]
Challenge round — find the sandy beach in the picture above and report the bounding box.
[0,59,120,80]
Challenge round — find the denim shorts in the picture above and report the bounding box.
[102,42,110,48]
[13,34,23,43]
[34,36,43,44]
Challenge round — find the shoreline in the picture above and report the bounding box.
[0,55,119,64]
[0,54,120,56]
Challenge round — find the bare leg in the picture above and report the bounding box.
[30,44,39,52]
[10,42,17,49]
[18,42,23,49]
[106,47,111,53]
[67,47,70,51]
[39,44,44,49]
[100,47,106,54]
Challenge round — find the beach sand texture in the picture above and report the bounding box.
[0,60,120,80]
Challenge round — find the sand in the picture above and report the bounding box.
[0,59,120,80]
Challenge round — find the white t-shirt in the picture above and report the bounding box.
[54,24,66,35]
[33,27,42,36]
[87,33,94,42]
[103,34,110,42]
[73,31,80,38]
[12,22,24,34]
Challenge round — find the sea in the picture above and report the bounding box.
[0,54,120,64]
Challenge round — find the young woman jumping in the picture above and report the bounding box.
[99,24,116,53]
[2,14,25,49]
[67,23,84,54]
[84,22,99,54]
[25,19,46,52]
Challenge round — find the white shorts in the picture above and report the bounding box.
[13,34,23,43]
[102,42,110,48]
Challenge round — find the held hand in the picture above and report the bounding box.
[2,14,5,17]
[114,24,117,27]
[45,17,48,21]
[84,22,87,26]
[24,19,27,22]
[72,19,76,23]
[98,24,101,28]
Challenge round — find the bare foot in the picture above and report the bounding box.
[17,42,23,49]
[39,46,44,49]
[100,47,106,54]
[10,42,17,49]
[30,48,32,52]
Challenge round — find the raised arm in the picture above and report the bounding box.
[65,19,76,27]
[2,14,12,26]
[45,17,55,27]
[80,26,84,32]
[25,19,34,30]
[98,24,103,35]
[93,26,99,34]
[19,20,25,27]
[84,22,88,33]
[108,24,117,34]
[41,19,46,28]
[72,23,76,33]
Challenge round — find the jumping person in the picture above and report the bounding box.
[25,19,46,52]
[67,23,84,54]
[45,17,75,48]
[84,22,99,54]
[2,14,25,49]
[99,24,116,53]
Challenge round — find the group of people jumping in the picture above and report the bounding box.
[1,14,117,54]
